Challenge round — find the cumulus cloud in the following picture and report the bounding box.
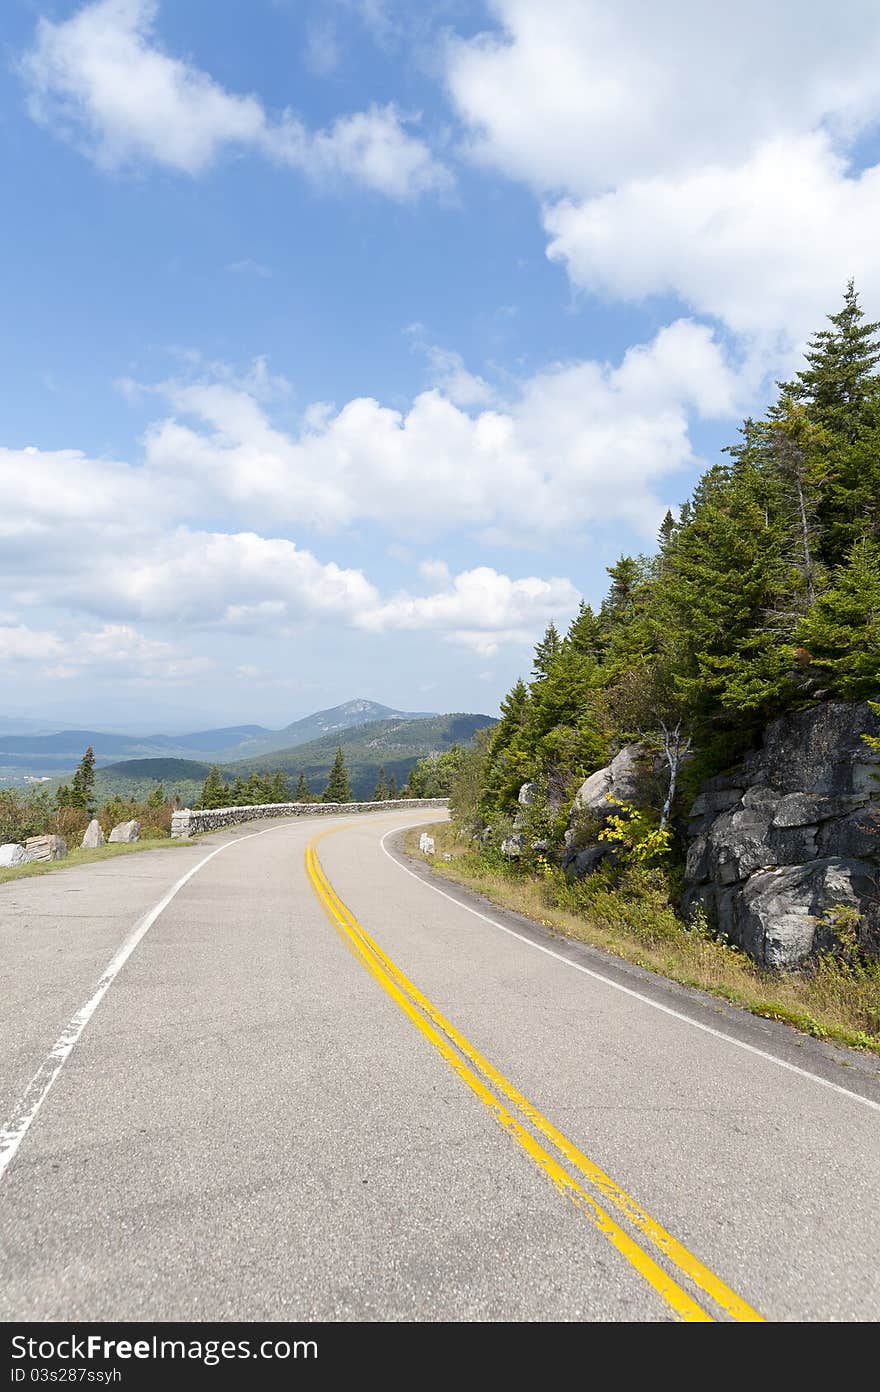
[358,566,580,655]
[544,134,880,349]
[141,320,741,542]
[23,0,449,198]
[446,0,880,353]
[0,620,210,683]
[446,0,880,194]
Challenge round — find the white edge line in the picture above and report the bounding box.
[379,827,880,1116]
[0,823,291,1181]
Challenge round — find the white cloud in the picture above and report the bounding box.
[445,1,880,354]
[226,259,272,279]
[544,133,880,349]
[23,0,449,198]
[446,0,880,195]
[141,321,740,542]
[358,566,580,655]
[0,620,210,684]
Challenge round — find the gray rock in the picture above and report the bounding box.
[684,700,880,968]
[24,834,67,862]
[418,832,435,855]
[108,820,140,843]
[518,782,536,807]
[738,858,880,968]
[566,844,611,878]
[572,743,645,820]
[81,819,105,849]
[0,843,28,867]
[501,833,524,858]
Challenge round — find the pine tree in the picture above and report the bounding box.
[65,746,96,812]
[323,748,353,803]
[198,766,231,809]
[796,538,880,699]
[531,623,561,680]
[372,766,388,801]
[567,601,603,659]
[146,785,166,811]
[387,772,398,800]
[230,776,248,805]
[657,509,676,551]
[269,770,289,802]
[788,281,880,442]
[295,772,312,803]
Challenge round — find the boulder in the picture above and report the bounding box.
[108,820,140,844]
[24,834,67,862]
[81,819,105,849]
[572,744,646,821]
[0,843,28,867]
[501,832,524,858]
[737,858,880,969]
[684,700,880,967]
[518,782,536,807]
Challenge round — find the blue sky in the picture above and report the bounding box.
[2,1,879,731]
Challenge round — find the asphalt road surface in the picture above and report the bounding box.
[1,809,878,1322]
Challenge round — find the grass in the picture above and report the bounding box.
[404,822,880,1058]
[0,837,199,885]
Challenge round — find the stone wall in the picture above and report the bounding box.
[171,799,449,838]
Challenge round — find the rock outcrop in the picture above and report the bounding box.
[108,820,140,843]
[81,819,105,849]
[24,834,67,862]
[0,843,28,868]
[684,701,880,968]
[561,744,647,875]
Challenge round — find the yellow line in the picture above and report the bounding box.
[304,836,743,1323]
[307,831,763,1323]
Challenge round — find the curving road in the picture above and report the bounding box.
[1,809,878,1322]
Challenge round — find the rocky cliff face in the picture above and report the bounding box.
[683,701,880,968]
[559,701,879,970]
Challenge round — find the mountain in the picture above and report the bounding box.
[0,701,435,781]
[93,711,496,802]
[226,712,495,799]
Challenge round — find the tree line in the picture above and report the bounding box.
[195,748,408,808]
[451,283,880,835]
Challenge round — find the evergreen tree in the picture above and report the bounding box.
[789,281,880,441]
[269,770,289,802]
[796,538,880,699]
[146,784,166,811]
[198,766,231,809]
[531,623,561,680]
[372,766,388,801]
[230,776,248,805]
[63,746,97,813]
[323,748,353,803]
[295,772,312,803]
[657,509,676,551]
[387,772,398,800]
[567,601,603,659]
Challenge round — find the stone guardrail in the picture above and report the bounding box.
[171,799,450,839]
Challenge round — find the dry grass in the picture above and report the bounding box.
[0,838,197,886]
[404,822,880,1056]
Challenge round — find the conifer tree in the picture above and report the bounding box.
[531,623,561,680]
[146,784,166,811]
[295,772,312,803]
[65,746,96,813]
[198,766,231,809]
[789,281,880,441]
[372,766,388,801]
[387,772,398,800]
[323,748,353,803]
[796,538,880,699]
[269,770,289,802]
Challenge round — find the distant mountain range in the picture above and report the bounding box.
[0,700,438,780]
[93,711,496,803]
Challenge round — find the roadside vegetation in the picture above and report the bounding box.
[402,287,880,1057]
[405,821,880,1055]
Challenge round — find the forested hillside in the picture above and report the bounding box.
[465,285,880,831]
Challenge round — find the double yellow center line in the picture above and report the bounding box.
[305,828,763,1323]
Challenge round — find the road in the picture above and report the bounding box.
[1,808,878,1322]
